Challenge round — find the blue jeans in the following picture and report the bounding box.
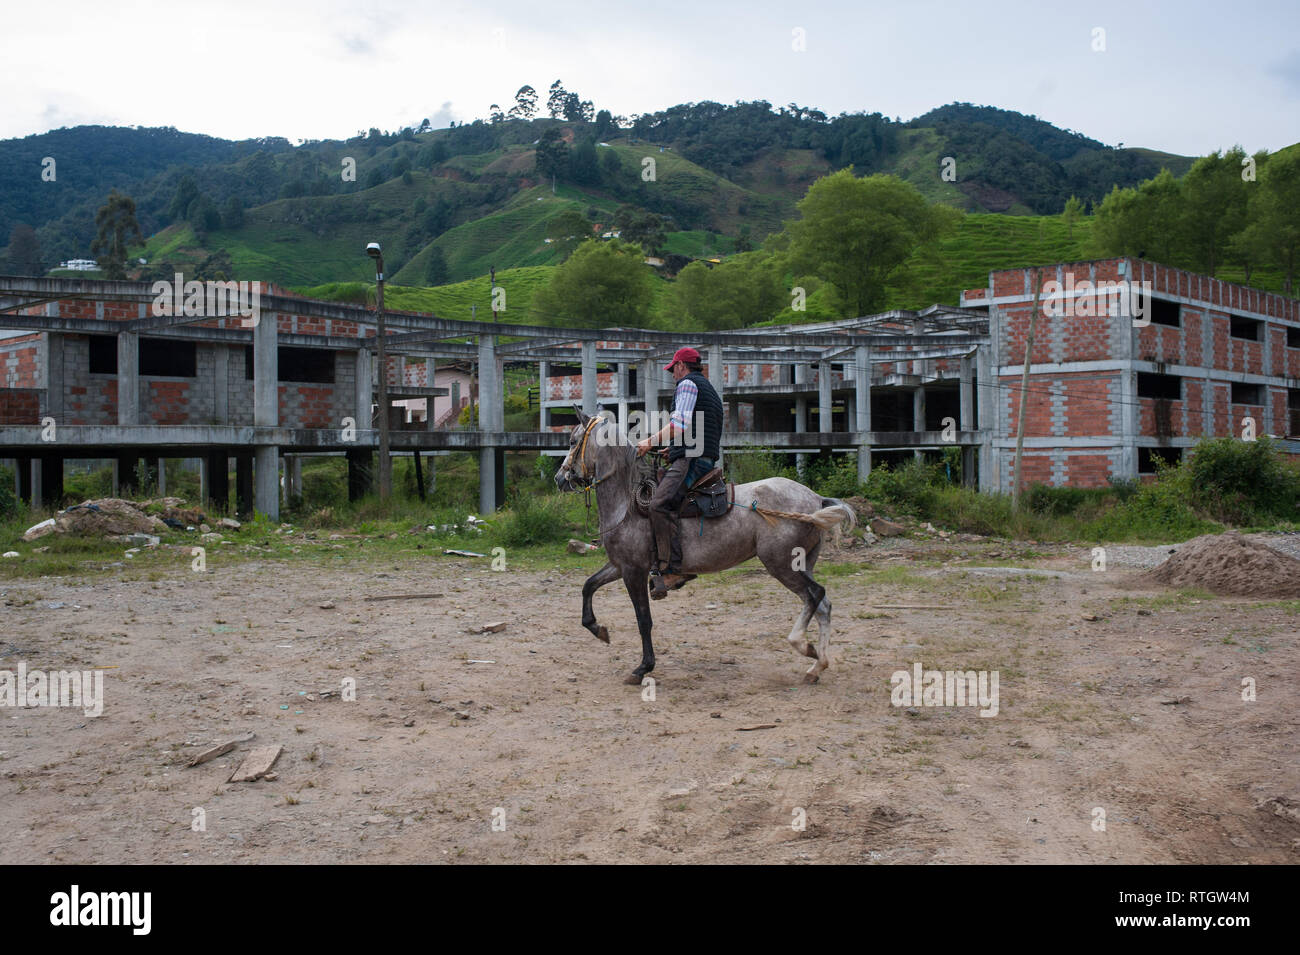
[684,456,715,490]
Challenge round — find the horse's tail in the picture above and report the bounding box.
[813,498,857,543]
[747,497,856,543]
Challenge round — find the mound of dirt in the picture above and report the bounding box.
[1130,531,1300,598]
[55,499,168,538]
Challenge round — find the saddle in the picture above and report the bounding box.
[634,464,734,520]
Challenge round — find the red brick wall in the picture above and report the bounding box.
[147,381,189,424]
[0,388,40,424]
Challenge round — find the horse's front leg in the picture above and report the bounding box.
[581,561,623,644]
[621,568,655,686]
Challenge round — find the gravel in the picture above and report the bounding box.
[1101,532,1300,569]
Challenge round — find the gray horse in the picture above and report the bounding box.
[555,409,856,685]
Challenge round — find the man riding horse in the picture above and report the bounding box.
[635,346,724,600]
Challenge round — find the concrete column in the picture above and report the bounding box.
[641,358,660,428]
[960,355,975,486]
[40,454,62,509]
[976,342,995,491]
[794,362,808,475]
[346,449,372,501]
[1119,367,1138,480]
[479,447,504,513]
[29,458,42,510]
[284,455,302,504]
[817,359,832,433]
[913,387,927,461]
[44,333,64,423]
[580,340,597,416]
[855,345,872,483]
[538,361,550,430]
[708,344,725,404]
[477,335,502,430]
[117,332,139,425]
[253,311,279,520]
[156,458,166,495]
[355,349,373,428]
[616,362,629,429]
[16,456,33,504]
[235,455,254,518]
[204,452,230,513]
[214,346,229,422]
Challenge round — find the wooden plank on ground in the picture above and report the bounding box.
[228,745,282,782]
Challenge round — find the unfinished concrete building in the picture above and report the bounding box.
[2,257,1297,519]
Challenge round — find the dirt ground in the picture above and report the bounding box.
[2,535,1297,864]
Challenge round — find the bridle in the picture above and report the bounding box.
[565,414,609,491]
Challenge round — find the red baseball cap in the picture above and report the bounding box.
[665,346,700,371]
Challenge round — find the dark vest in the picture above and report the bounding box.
[668,370,722,463]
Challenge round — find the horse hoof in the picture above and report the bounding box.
[624,672,645,686]
[802,672,820,685]
[596,625,609,644]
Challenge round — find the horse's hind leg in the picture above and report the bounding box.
[758,548,828,683]
[582,561,622,644]
[803,543,833,681]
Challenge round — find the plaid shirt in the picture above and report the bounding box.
[669,377,698,432]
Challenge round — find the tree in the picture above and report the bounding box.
[5,223,43,276]
[167,174,200,223]
[600,148,622,181]
[594,109,614,141]
[529,239,652,327]
[188,194,221,234]
[488,104,505,124]
[786,169,957,316]
[424,246,449,286]
[561,92,591,122]
[1062,195,1083,239]
[569,138,600,185]
[1091,169,1182,264]
[613,205,668,255]
[735,224,753,253]
[1181,147,1250,276]
[194,248,234,281]
[546,209,591,257]
[90,190,143,280]
[547,80,568,119]
[509,85,538,120]
[1235,149,1300,294]
[534,127,568,182]
[675,253,785,329]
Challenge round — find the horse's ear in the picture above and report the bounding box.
[574,406,588,424]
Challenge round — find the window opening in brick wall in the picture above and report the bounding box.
[1231,382,1263,405]
[1149,296,1180,327]
[1139,447,1181,474]
[88,334,117,374]
[1286,326,1300,349]
[1137,372,1181,400]
[1229,315,1262,341]
[140,338,196,377]
[1289,388,1300,437]
[279,347,335,384]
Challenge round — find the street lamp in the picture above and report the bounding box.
[367,242,391,501]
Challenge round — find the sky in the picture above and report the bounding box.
[1,0,1297,156]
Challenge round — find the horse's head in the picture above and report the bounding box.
[555,407,606,492]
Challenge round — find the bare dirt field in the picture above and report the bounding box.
[2,536,1297,864]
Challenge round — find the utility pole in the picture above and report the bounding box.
[366,242,391,500]
[1011,269,1041,509]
